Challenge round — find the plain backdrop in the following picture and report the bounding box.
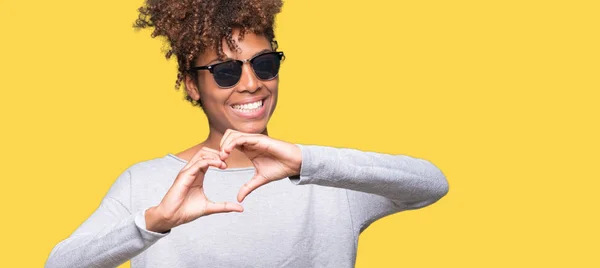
[0,0,598,267]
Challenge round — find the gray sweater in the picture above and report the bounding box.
[45,144,449,268]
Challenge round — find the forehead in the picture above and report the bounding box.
[196,31,272,65]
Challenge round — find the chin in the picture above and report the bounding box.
[232,121,269,134]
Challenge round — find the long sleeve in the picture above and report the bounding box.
[45,168,170,268]
[289,144,449,233]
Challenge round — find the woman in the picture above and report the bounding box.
[45,1,449,267]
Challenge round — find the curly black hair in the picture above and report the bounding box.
[133,0,284,107]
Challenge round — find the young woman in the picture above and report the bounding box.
[45,1,449,267]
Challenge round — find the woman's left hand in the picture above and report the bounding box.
[219,129,302,202]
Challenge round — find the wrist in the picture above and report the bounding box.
[291,144,303,176]
[145,206,173,233]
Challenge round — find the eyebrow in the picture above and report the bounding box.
[206,48,273,65]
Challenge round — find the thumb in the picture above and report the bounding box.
[237,174,270,203]
[204,201,244,216]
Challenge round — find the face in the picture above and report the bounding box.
[185,29,279,135]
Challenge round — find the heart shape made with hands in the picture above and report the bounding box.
[147,129,303,232]
[215,129,302,202]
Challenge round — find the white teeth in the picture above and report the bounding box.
[232,100,263,111]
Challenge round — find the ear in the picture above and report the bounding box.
[184,74,201,102]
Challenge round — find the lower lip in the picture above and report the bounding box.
[229,98,268,120]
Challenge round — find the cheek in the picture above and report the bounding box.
[269,83,279,101]
[266,82,279,114]
[200,90,229,110]
[199,88,233,120]
[197,76,224,103]
[265,79,279,95]
[197,72,220,93]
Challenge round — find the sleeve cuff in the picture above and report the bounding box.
[134,207,171,240]
[288,144,315,185]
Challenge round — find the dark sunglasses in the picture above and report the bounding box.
[190,51,285,88]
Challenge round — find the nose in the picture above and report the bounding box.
[235,62,260,93]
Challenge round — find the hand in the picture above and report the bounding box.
[146,147,244,233]
[219,129,302,202]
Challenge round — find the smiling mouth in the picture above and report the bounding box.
[231,99,265,113]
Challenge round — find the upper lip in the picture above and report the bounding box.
[230,96,268,106]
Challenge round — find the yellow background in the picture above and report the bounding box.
[1,0,598,267]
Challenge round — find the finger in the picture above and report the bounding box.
[181,158,218,173]
[219,132,243,159]
[199,155,227,169]
[183,147,222,170]
[204,201,244,215]
[219,129,237,148]
[195,158,227,173]
[178,159,225,188]
[220,131,242,152]
[183,148,210,170]
[201,148,224,164]
[237,174,270,202]
[201,146,221,155]
[171,160,208,195]
[221,135,261,159]
[201,156,227,169]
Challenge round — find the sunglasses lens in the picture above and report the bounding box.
[212,61,242,87]
[252,53,281,80]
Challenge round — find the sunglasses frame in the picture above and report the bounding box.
[190,51,285,88]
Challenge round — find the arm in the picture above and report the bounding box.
[289,144,449,232]
[215,131,448,230]
[45,169,170,268]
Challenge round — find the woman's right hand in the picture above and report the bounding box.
[145,147,244,233]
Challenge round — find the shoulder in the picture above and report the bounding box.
[106,154,184,200]
[104,154,183,210]
[126,154,185,177]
